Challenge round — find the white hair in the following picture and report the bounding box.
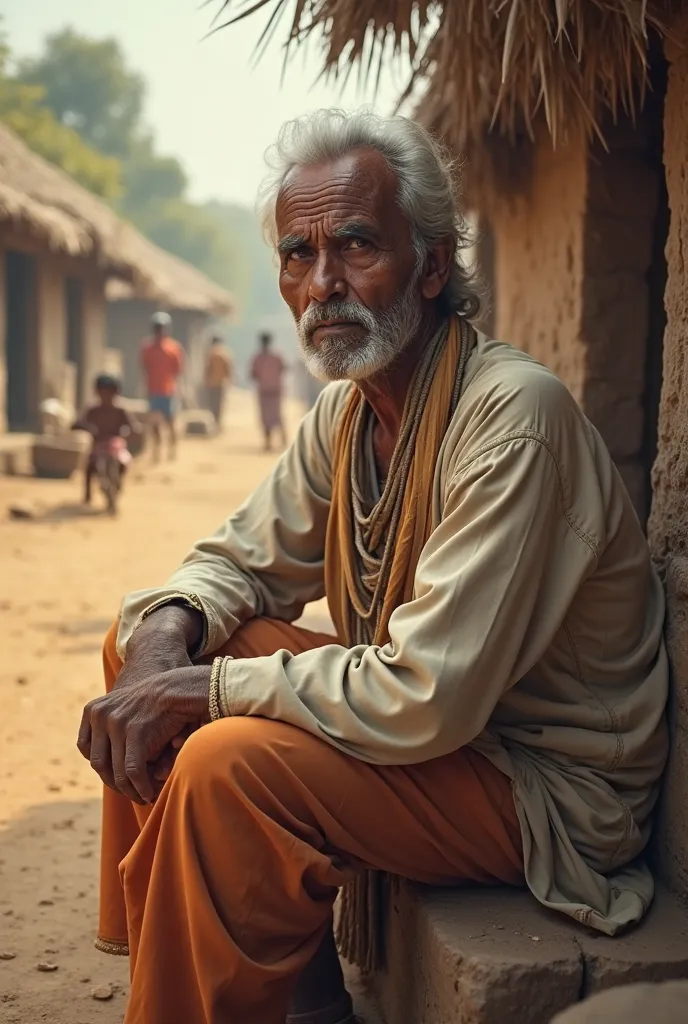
[259,108,481,319]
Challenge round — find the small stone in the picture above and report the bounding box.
[92,984,114,1001]
[47,784,61,793]
[8,504,35,520]
[38,899,54,907]
[0,952,16,960]
[44,948,58,955]
[36,962,58,972]
[15,677,27,687]
[530,935,541,942]
[80,976,91,984]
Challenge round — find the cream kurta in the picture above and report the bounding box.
[118,334,669,935]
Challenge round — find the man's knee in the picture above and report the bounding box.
[173,718,293,792]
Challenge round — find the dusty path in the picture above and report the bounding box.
[0,392,342,1024]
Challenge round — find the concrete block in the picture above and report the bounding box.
[370,882,688,1024]
[575,885,688,994]
[372,884,583,1024]
[551,981,688,1023]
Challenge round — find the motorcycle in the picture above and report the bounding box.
[92,436,130,516]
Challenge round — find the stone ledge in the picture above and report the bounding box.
[0,433,34,476]
[552,981,688,1024]
[368,881,688,1024]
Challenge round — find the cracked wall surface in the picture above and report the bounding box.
[648,14,688,898]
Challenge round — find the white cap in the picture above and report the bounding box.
[151,311,172,328]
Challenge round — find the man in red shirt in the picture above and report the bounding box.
[140,312,184,462]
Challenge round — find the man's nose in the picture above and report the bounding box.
[308,251,346,304]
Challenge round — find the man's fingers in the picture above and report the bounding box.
[124,728,155,805]
[88,725,116,793]
[111,726,147,805]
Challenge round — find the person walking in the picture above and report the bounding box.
[203,335,233,430]
[250,331,287,451]
[140,312,184,462]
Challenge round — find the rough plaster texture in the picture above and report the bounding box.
[371,883,688,1024]
[493,122,661,518]
[582,121,661,519]
[551,981,688,1024]
[494,135,588,406]
[81,271,108,408]
[36,254,68,405]
[648,14,688,899]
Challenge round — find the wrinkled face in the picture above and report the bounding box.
[275,149,423,382]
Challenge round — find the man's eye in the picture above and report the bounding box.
[288,248,311,261]
[346,238,371,251]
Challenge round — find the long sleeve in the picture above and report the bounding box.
[116,384,348,659]
[219,431,599,764]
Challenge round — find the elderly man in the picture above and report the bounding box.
[79,110,668,1024]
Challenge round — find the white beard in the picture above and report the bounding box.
[293,274,422,383]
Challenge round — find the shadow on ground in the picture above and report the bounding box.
[0,798,129,1024]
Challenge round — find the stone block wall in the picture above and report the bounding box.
[648,13,688,898]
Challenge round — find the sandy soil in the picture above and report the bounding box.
[0,392,341,1024]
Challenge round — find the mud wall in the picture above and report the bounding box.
[493,117,662,520]
[494,134,588,405]
[648,14,688,898]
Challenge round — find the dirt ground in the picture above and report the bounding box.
[0,392,339,1024]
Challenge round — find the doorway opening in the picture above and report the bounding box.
[5,250,37,431]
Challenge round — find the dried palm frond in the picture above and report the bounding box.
[208,0,676,152]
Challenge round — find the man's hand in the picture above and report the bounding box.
[116,604,204,685]
[77,664,212,805]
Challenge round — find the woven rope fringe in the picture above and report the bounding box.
[335,870,390,973]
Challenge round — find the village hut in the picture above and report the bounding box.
[0,122,232,434]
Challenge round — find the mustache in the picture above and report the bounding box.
[298,300,375,336]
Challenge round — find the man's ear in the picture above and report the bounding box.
[420,237,455,300]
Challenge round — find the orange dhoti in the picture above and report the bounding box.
[98,618,523,1024]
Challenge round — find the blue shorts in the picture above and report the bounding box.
[148,395,175,420]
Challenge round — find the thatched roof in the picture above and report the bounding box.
[0,122,233,314]
[213,1,675,171]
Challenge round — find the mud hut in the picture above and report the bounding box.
[0,122,233,433]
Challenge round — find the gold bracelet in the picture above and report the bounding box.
[208,657,224,721]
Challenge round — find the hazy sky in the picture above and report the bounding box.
[4,0,406,206]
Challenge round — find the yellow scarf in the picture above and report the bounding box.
[325,316,461,648]
[326,316,465,970]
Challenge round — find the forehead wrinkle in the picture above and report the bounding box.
[280,188,375,215]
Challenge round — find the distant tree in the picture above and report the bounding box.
[17,28,144,160]
[132,196,236,287]
[121,135,187,209]
[0,35,121,198]
[204,200,283,320]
